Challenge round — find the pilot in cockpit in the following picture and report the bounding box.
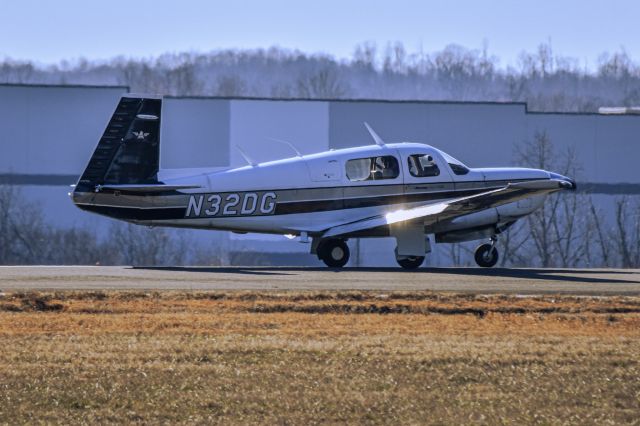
[408,154,440,177]
[371,156,399,179]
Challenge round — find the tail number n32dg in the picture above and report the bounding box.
[186,192,277,218]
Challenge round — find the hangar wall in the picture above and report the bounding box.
[328,101,528,170]
[1,84,639,265]
[162,98,230,168]
[0,84,126,175]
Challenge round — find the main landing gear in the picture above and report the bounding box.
[474,236,499,268]
[394,247,425,270]
[396,256,425,270]
[317,238,350,268]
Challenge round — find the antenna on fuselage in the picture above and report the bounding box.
[235,145,257,167]
[364,122,385,146]
[267,137,302,157]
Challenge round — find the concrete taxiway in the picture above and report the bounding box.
[1,266,639,295]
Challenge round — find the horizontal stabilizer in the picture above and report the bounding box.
[97,184,200,193]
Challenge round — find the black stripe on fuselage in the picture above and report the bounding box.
[76,203,186,221]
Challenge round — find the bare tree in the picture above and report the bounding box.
[514,131,596,267]
[296,68,349,98]
[352,42,377,71]
[516,131,557,266]
[166,63,203,96]
[0,185,47,264]
[107,222,189,266]
[586,198,612,266]
[39,227,105,265]
[215,75,247,97]
[383,42,408,75]
[191,241,230,266]
[446,243,474,267]
[497,221,530,266]
[0,60,34,83]
[613,197,640,268]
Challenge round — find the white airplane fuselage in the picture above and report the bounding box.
[75,143,552,236]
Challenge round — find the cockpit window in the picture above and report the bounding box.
[438,150,470,175]
[346,155,399,181]
[408,154,440,177]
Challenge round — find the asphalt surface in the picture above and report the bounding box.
[1,266,640,295]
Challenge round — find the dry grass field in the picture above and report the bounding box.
[0,290,639,424]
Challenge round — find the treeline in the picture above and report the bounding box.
[0,185,314,267]
[2,42,640,112]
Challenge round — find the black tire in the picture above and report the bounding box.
[317,239,350,268]
[396,256,425,270]
[474,243,499,267]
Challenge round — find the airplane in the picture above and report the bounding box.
[71,94,576,269]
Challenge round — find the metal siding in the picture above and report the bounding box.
[329,102,429,149]
[328,102,526,169]
[229,100,329,167]
[0,85,125,174]
[422,103,526,168]
[162,98,230,168]
[526,114,598,182]
[593,115,640,183]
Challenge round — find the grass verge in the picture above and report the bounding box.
[0,291,639,424]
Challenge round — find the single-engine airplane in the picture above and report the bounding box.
[71,95,576,269]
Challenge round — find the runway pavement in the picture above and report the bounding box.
[1,266,639,295]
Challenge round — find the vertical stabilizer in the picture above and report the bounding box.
[75,95,162,192]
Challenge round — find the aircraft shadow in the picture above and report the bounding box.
[133,266,639,284]
[417,267,640,285]
[132,266,296,276]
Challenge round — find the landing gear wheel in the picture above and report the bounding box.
[317,239,350,268]
[474,243,499,267]
[396,256,425,270]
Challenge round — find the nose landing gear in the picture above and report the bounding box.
[474,236,499,267]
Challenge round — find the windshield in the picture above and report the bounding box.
[437,150,470,176]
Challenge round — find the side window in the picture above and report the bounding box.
[345,158,371,181]
[346,155,399,181]
[408,154,440,177]
[448,163,469,175]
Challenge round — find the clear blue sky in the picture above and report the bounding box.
[1,0,638,68]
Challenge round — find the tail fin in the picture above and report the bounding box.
[75,94,162,192]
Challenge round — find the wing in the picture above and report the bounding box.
[321,179,571,238]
